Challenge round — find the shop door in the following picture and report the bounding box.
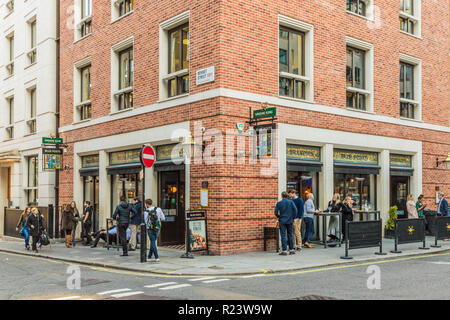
[84,176,100,232]
[159,171,185,246]
[390,176,409,218]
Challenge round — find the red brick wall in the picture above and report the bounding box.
[59,1,450,255]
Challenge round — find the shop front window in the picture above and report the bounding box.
[287,171,318,204]
[334,173,376,210]
[112,174,142,208]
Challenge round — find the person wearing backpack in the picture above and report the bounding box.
[112,195,136,256]
[16,207,32,250]
[144,199,164,262]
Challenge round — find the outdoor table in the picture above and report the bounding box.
[315,212,342,248]
[353,211,380,221]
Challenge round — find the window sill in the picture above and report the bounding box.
[111,10,134,24]
[399,116,423,123]
[346,107,375,115]
[278,95,315,104]
[72,118,91,125]
[73,33,92,44]
[158,93,189,103]
[23,132,37,137]
[24,62,37,70]
[109,107,134,116]
[4,11,13,19]
[3,74,14,81]
[399,30,422,40]
[114,86,134,96]
[24,187,38,191]
[346,10,370,21]
[3,138,14,142]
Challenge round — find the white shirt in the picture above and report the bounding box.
[144,206,165,223]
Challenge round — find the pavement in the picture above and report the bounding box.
[0,236,449,276]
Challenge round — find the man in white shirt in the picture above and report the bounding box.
[144,199,165,262]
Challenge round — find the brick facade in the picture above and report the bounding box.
[59,0,450,255]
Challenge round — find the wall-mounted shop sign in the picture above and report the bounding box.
[256,128,273,157]
[82,155,99,168]
[156,144,184,161]
[253,107,277,119]
[333,149,378,165]
[109,149,141,165]
[42,148,62,170]
[390,154,412,168]
[42,137,63,145]
[286,144,321,162]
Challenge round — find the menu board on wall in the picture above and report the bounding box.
[334,149,378,165]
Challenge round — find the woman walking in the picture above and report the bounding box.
[61,204,77,248]
[28,208,45,253]
[341,196,354,242]
[325,193,342,241]
[406,194,419,219]
[70,201,80,246]
[16,207,31,250]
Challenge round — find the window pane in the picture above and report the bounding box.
[9,36,14,61]
[182,26,189,70]
[82,0,92,18]
[168,78,176,97]
[399,64,405,98]
[31,21,36,48]
[9,98,14,124]
[279,77,289,96]
[119,49,132,89]
[30,89,36,118]
[346,49,353,87]
[353,50,364,89]
[81,66,91,101]
[180,75,189,94]
[359,0,366,16]
[129,49,134,87]
[170,30,180,73]
[294,80,305,99]
[289,31,303,75]
[279,30,289,73]
[404,64,413,99]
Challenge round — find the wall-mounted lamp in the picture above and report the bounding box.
[436,154,450,170]
[64,164,71,170]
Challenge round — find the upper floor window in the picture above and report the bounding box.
[399,0,420,37]
[80,65,92,120]
[80,0,92,37]
[27,88,37,134]
[6,35,14,76]
[27,155,38,205]
[6,97,14,140]
[28,20,37,65]
[167,23,189,98]
[6,0,14,14]
[346,46,367,110]
[118,0,133,17]
[399,62,415,119]
[279,27,305,100]
[346,0,367,17]
[118,47,134,110]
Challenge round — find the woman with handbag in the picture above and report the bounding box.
[16,207,31,250]
[60,204,77,248]
[341,196,354,242]
[28,208,45,253]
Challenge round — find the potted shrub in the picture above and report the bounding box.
[384,206,397,238]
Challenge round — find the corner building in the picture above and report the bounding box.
[59,0,450,255]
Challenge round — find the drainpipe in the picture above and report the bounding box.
[55,0,61,238]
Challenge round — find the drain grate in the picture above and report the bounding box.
[291,295,338,300]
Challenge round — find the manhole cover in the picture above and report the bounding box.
[291,295,338,300]
[208,265,225,270]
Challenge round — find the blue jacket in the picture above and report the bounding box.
[130,201,142,225]
[292,197,304,219]
[438,198,449,216]
[274,198,297,225]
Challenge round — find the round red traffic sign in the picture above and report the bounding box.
[140,145,155,168]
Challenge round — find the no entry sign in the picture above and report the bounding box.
[140,145,155,168]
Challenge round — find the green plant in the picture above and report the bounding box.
[385,205,398,231]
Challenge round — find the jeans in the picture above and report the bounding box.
[147,229,160,259]
[279,223,294,252]
[21,227,30,247]
[303,217,314,244]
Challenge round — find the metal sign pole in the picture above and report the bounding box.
[140,162,147,263]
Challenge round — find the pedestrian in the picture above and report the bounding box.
[16,207,31,250]
[303,193,319,248]
[274,191,297,255]
[437,192,449,241]
[288,189,304,251]
[70,201,80,246]
[129,198,142,251]
[406,194,419,219]
[28,208,45,253]
[61,204,77,248]
[81,201,93,246]
[341,196,354,242]
[144,199,164,262]
[112,195,136,256]
[325,193,342,241]
[416,194,427,218]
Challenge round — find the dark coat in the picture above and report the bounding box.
[292,197,305,219]
[326,200,342,213]
[439,198,449,216]
[130,201,142,225]
[341,203,353,216]
[61,207,77,230]
[113,202,136,225]
[274,198,298,225]
[83,206,93,224]
[16,213,30,229]
[28,213,45,237]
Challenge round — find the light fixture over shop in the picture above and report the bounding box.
[436,154,450,170]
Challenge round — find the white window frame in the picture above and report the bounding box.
[159,11,190,101]
[74,0,92,41]
[111,37,134,113]
[345,36,374,113]
[346,0,374,20]
[399,0,421,38]
[4,94,14,140]
[5,32,14,77]
[111,0,134,23]
[27,17,37,65]
[399,53,422,121]
[25,86,37,135]
[5,0,14,17]
[278,15,314,103]
[74,56,92,123]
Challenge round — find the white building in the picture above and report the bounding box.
[0,0,58,235]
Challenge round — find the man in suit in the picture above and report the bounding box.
[289,189,304,251]
[437,192,449,241]
[274,191,298,255]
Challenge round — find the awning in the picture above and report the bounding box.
[154,159,185,172]
[107,163,142,175]
[79,167,99,177]
[334,163,381,175]
[390,167,414,177]
[287,160,322,172]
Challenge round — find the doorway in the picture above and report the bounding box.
[83,176,99,231]
[390,176,409,218]
[158,170,185,246]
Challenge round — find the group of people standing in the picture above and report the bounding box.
[60,201,93,248]
[16,207,45,252]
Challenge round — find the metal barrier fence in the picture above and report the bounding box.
[341,219,386,259]
[391,218,429,253]
[430,216,450,248]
